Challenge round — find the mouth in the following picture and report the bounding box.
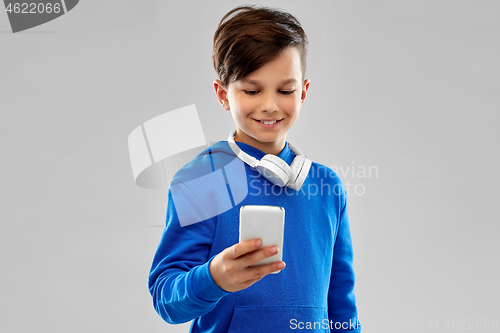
[254,118,283,125]
[254,118,283,129]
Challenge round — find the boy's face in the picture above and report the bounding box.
[215,46,310,155]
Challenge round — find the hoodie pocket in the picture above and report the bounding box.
[227,305,329,333]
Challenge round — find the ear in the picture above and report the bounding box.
[300,79,310,107]
[214,79,230,110]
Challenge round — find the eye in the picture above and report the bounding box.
[244,90,259,96]
[280,90,294,95]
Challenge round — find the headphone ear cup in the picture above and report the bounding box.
[255,155,292,187]
[288,157,312,191]
[289,155,305,178]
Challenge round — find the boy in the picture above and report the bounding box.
[149,5,361,332]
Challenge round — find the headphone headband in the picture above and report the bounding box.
[227,129,306,162]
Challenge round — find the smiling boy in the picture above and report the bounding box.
[149,5,361,332]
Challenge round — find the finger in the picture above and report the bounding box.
[242,261,286,283]
[225,238,262,260]
[242,244,280,268]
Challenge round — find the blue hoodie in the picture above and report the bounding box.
[148,140,361,332]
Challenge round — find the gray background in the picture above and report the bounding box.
[1,0,499,332]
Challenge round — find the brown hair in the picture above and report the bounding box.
[213,5,308,89]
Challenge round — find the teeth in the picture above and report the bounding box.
[260,120,278,125]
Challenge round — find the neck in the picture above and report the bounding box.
[234,130,286,155]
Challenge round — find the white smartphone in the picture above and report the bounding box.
[239,205,285,273]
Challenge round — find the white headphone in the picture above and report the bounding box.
[227,129,312,191]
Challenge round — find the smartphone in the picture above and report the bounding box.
[239,205,285,273]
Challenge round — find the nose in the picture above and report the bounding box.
[260,91,278,113]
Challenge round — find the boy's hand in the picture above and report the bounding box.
[209,238,286,292]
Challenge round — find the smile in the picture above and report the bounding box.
[255,118,283,125]
[254,118,283,128]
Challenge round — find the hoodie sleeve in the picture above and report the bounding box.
[148,188,232,324]
[328,186,361,332]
